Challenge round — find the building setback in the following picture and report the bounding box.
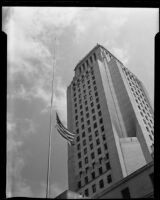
[67,44,154,198]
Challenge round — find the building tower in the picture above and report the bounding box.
[67,44,154,198]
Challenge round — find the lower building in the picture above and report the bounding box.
[92,161,154,199]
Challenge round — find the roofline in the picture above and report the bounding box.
[74,43,124,72]
[74,43,101,72]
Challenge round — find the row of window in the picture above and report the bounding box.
[77,127,105,150]
[73,69,96,91]
[78,146,107,162]
[81,174,112,197]
[76,52,97,77]
[80,172,153,198]
[78,162,111,187]
[75,118,103,132]
[78,153,109,176]
[73,68,95,91]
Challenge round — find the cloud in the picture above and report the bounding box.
[40,76,67,124]
[7,112,36,197]
[111,46,130,65]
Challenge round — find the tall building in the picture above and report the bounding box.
[67,44,154,198]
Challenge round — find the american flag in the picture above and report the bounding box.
[56,112,75,145]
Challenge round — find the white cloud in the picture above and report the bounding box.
[7,113,36,197]
[112,46,130,65]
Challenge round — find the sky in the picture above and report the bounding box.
[3,7,158,198]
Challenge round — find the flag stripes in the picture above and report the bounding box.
[56,112,75,145]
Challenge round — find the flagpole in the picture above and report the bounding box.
[46,38,57,198]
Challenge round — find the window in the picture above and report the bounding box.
[86,60,89,66]
[88,127,91,133]
[99,157,102,164]
[78,181,81,188]
[96,138,100,145]
[104,143,108,150]
[77,136,80,142]
[94,86,97,91]
[97,104,100,109]
[90,96,93,101]
[121,187,131,199]
[93,53,96,61]
[81,117,84,123]
[77,143,80,150]
[78,152,81,159]
[98,147,101,155]
[82,63,85,71]
[85,167,89,173]
[82,124,84,130]
[93,80,96,85]
[93,115,96,121]
[149,134,153,141]
[79,171,82,177]
[84,188,89,197]
[99,118,103,124]
[95,91,98,97]
[87,120,90,125]
[91,102,94,107]
[107,174,112,183]
[86,106,89,111]
[75,103,77,108]
[80,111,83,116]
[82,132,85,138]
[98,111,102,116]
[106,162,111,170]
[94,122,97,128]
[85,100,87,105]
[102,135,106,140]
[87,80,90,85]
[90,56,93,63]
[83,140,86,146]
[75,109,77,114]
[149,172,154,186]
[92,162,95,168]
[90,143,93,150]
[80,105,82,110]
[92,184,96,193]
[86,113,89,118]
[99,179,104,188]
[79,161,82,168]
[101,126,104,132]
[84,147,87,155]
[74,97,77,102]
[89,135,92,141]
[146,126,149,132]
[91,152,95,159]
[91,171,95,179]
[76,121,79,127]
[96,97,99,103]
[92,108,95,114]
[76,129,79,134]
[99,167,103,175]
[92,76,95,80]
[95,130,99,137]
[85,157,88,164]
